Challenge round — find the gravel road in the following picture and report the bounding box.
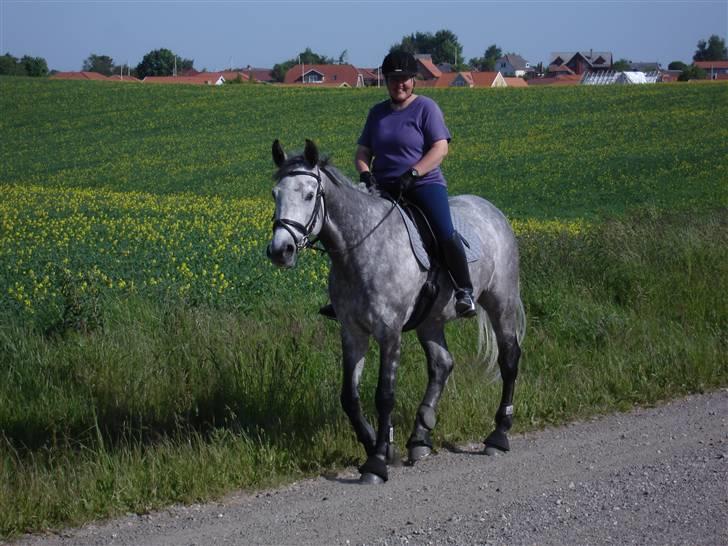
[14,390,727,546]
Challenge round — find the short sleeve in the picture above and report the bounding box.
[357,108,374,148]
[421,99,451,146]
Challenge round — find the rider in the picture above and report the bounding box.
[321,50,476,319]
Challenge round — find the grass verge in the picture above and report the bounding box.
[1,207,726,537]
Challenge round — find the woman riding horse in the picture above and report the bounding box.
[320,50,476,320]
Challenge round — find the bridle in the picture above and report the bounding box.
[272,167,326,251]
[272,164,400,255]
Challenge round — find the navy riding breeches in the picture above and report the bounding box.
[404,183,456,242]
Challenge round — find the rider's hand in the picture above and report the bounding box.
[359,171,376,189]
[396,168,419,192]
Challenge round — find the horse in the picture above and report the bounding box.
[267,139,525,484]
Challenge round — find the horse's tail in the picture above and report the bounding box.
[476,294,526,381]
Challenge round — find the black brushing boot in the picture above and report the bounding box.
[441,233,476,318]
[319,303,337,320]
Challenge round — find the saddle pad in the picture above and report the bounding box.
[395,203,482,271]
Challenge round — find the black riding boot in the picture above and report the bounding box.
[441,232,476,318]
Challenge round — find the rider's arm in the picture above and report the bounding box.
[412,139,448,177]
[355,145,373,174]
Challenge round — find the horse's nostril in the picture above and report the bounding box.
[285,243,295,256]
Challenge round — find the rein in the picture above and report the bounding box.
[273,165,398,255]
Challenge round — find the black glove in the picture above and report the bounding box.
[359,171,376,188]
[396,169,419,192]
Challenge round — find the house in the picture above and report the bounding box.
[50,71,110,81]
[106,74,141,82]
[419,71,507,88]
[414,54,442,81]
[494,54,534,77]
[243,67,275,83]
[695,60,728,79]
[659,70,682,83]
[283,64,364,87]
[548,51,613,74]
[358,68,381,87]
[143,72,230,85]
[504,77,529,88]
[630,62,662,72]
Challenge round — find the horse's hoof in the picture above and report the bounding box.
[484,446,504,457]
[408,445,432,463]
[359,472,385,485]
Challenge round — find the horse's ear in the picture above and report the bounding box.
[272,139,287,167]
[304,139,319,168]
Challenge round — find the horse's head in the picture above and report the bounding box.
[267,139,326,268]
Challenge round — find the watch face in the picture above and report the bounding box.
[411,169,419,178]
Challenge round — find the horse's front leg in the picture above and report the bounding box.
[359,330,401,484]
[340,326,376,457]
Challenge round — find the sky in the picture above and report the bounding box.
[1,0,726,72]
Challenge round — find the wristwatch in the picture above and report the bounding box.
[409,168,420,179]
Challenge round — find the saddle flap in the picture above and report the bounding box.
[394,202,481,271]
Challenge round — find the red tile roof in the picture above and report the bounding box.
[470,71,502,87]
[50,71,109,80]
[504,77,529,88]
[283,64,363,87]
[106,74,141,82]
[695,61,728,70]
[416,58,442,79]
[143,75,225,85]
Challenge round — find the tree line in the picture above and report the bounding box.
[1,32,725,81]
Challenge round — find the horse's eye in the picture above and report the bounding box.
[305,192,315,201]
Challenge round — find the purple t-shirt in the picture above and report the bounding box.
[358,95,451,188]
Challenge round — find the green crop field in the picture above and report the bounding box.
[0,77,726,537]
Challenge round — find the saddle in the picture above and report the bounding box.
[392,198,482,331]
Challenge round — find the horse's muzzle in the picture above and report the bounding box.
[267,240,297,268]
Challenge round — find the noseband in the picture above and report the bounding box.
[273,167,326,251]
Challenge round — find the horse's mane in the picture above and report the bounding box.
[273,154,372,195]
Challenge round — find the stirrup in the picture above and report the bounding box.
[319,303,337,321]
[455,291,476,318]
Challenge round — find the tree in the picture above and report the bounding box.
[678,64,707,81]
[390,29,464,66]
[337,49,348,65]
[0,53,24,75]
[693,34,727,61]
[668,61,687,71]
[271,47,334,82]
[469,44,502,71]
[612,58,632,71]
[135,48,194,79]
[21,55,48,77]
[82,54,114,76]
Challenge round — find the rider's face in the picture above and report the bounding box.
[386,75,415,103]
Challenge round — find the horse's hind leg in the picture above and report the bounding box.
[340,327,376,457]
[406,322,454,463]
[480,293,522,455]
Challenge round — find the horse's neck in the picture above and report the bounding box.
[319,179,394,264]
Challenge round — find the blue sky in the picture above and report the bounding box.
[1,1,726,71]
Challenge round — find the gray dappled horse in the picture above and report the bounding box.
[267,140,525,484]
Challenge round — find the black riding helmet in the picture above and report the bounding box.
[381,50,418,78]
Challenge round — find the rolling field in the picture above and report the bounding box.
[0,77,726,536]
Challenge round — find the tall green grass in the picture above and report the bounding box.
[1,207,725,537]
